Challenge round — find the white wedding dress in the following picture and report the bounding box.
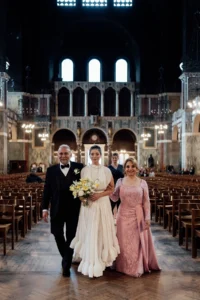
[70,165,120,278]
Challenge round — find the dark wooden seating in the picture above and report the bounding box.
[191,209,200,258]
[0,199,23,242]
[0,204,15,255]
[178,203,200,250]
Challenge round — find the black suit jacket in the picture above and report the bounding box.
[42,162,84,219]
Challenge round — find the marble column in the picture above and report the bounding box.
[148,97,151,115]
[0,72,9,108]
[138,97,142,115]
[77,143,81,163]
[130,91,134,116]
[55,91,58,116]
[51,143,55,165]
[115,91,119,117]
[100,90,104,116]
[84,91,88,116]
[47,95,50,115]
[0,109,8,173]
[69,91,73,116]
[107,144,112,165]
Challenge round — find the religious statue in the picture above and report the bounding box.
[148,154,154,168]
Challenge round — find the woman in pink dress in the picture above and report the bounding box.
[110,158,160,277]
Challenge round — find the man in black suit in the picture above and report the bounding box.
[42,144,84,277]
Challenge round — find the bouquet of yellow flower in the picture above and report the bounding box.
[70,178,99,206]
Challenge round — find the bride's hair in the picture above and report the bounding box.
[89,145,102,155]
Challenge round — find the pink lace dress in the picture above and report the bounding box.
[110,178,160,277]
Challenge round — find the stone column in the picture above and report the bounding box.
[115,91,119,117]
[77,143,81,163]
[69,90,73,116]
[47,95,50,115]
[138,97,142,115]
[51,143,55,165]
[55,91,58,116]
[181,81,184,109]
[148,97,151,115]
[130,91,134,116]
[100,90,104,117]
[0,72,9,108]
[107,144,112,165]
[84,91,88,116]
[0,109,8,173]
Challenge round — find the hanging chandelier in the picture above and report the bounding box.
[38,132,49,141]
[188,96,200,114]
[155,124,168,134]
[151,107,172,115]
[141,132,151,141]
[21,123,35,133]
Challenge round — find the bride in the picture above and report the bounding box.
[70,145,120,278]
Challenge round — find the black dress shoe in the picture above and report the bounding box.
[62,268,70,277]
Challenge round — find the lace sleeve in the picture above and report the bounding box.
[142,180,150,221]
[110,178,122,202]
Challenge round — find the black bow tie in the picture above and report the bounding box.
[61,164,69,169]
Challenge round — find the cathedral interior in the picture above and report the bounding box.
[2,2,200,299]
[0,0,200,174]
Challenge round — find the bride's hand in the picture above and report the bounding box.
[144,220,151,230]
[79,196,85,202]
[89,193,100,202]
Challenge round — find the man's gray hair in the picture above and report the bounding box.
[58,144,71,152]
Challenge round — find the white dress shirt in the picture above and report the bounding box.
[60,162,70,176]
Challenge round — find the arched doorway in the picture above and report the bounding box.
[52,129,77,162]
[112,129,137,164]
[88,87,101,115]
[58,87,69,116]
[119,87,131,116]
[81,128,107,165]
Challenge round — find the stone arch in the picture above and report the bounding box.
[81,127,108,145]
[58,87,69,116]
[193,114,200,133]
[112,129,137,151]
[104,87,115,116]
[52,129,77,151]
[88,87,101,115]
[119,87,130,116]
[73,87,84,116]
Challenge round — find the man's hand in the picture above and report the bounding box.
[43,210,49,223]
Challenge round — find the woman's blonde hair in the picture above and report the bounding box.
[123,158,138,171]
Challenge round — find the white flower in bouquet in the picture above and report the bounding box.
[70,178,99,206]
[78,190,84,197]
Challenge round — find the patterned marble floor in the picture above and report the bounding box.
[0,221,200,300]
